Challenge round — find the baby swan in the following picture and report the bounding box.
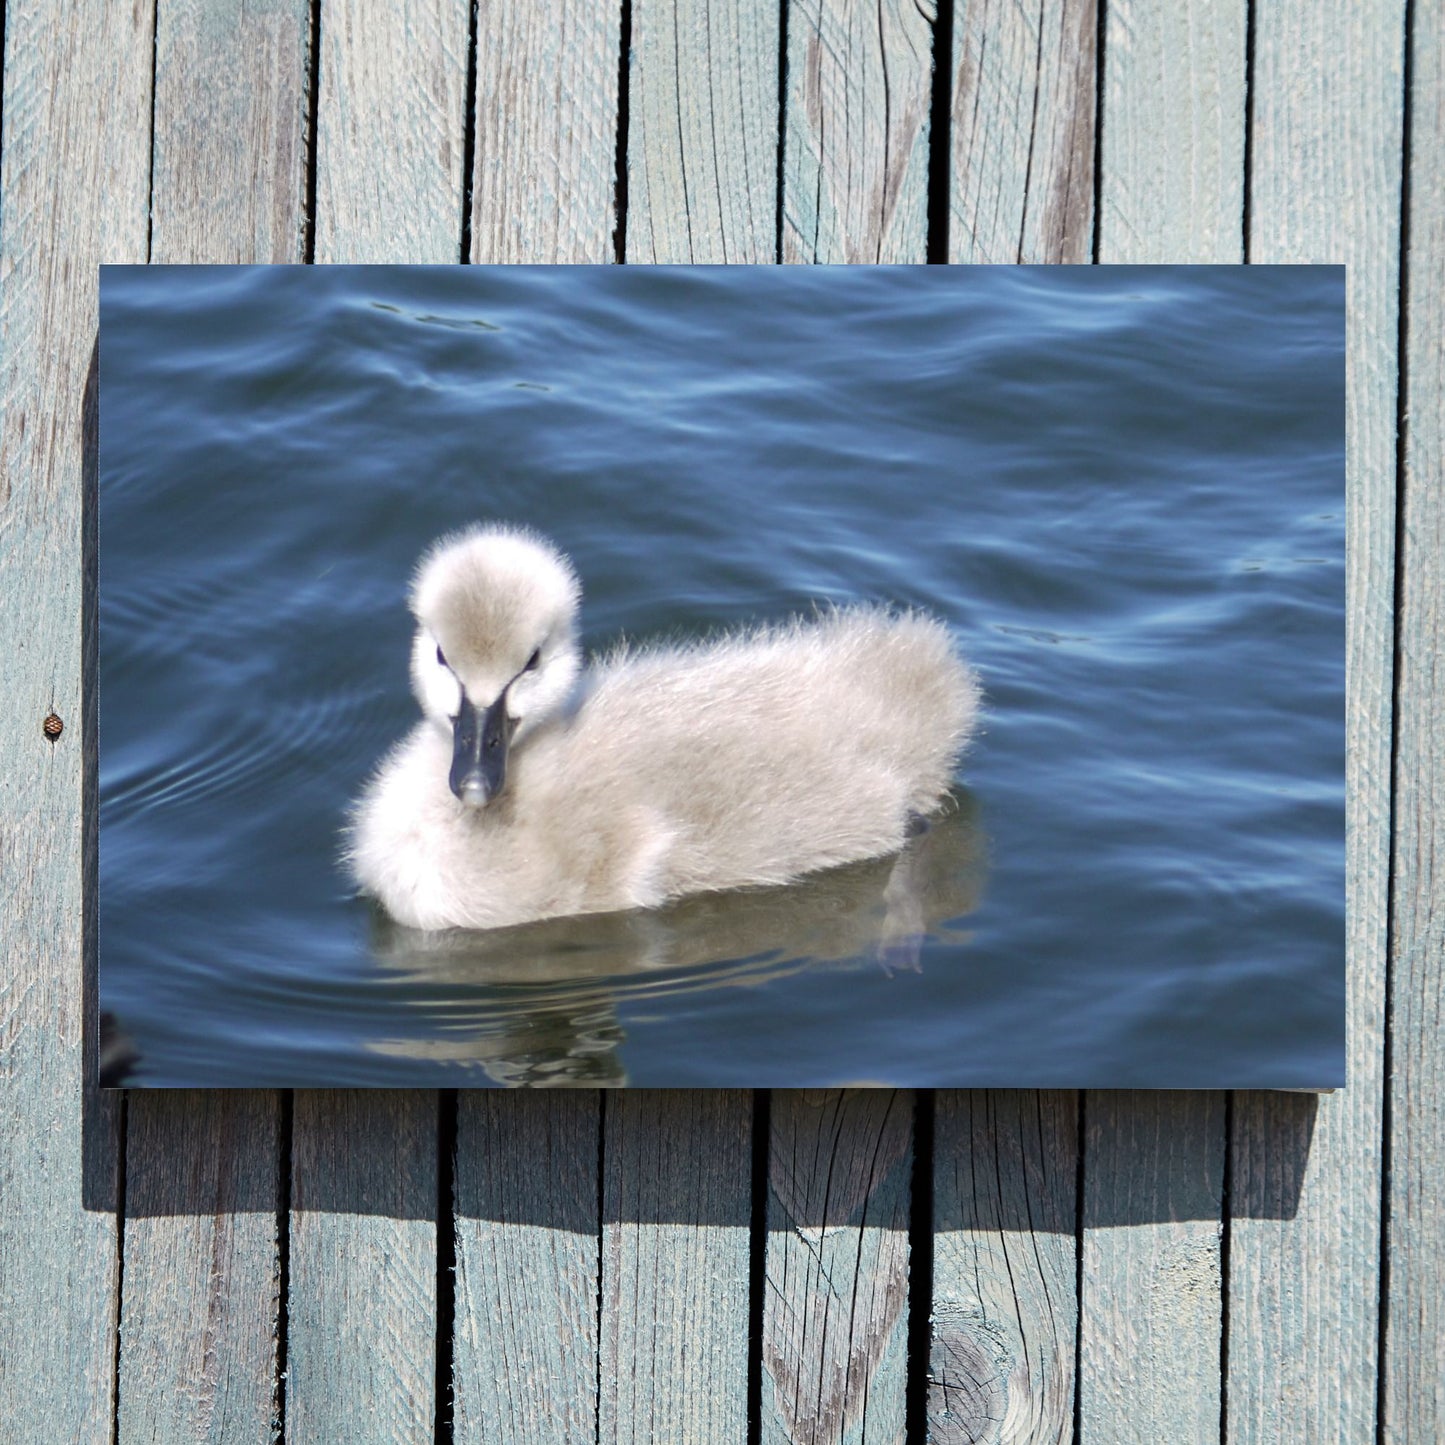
[348,524,980,931]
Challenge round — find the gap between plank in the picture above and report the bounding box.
[774,0,789,264]
[1220,1090,1234,1445]
[747,1088,772,1443]
[1378,4,1416,1436]
[612,0,633,262]
[459,0,480,261]
[594,1090,607,1441]
[276,1091,294,1441]
[109,1093,128,1445]
[1241,0,1257,260]
[906,1089,936,1442]
[1073,1090,1086,1444]
[1090,0,1107,264]
[302,0,321,261]
[926,0,954,261]
[435,1091,458,1444]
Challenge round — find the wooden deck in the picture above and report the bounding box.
[0,0,1435,1439]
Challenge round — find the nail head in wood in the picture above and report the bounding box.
[42,712,63,741]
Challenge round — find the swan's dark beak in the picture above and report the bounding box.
[450,690,515,807]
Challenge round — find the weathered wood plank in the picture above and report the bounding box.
[470,0,622,262]
[600,1091,753,1444]
[115,4,309,1441]
[453,1093,601,1444]
[768,11,934,1435]
[1097,0,1247,261]
[930,1091,1077,1445]
[949,0,1096,262]
[1080,16,1246,1440]
[626,0,780,261]
[0,1,151,1436]
[936,7,1090,1437]
[1230,4,1404,1442]
[1079,1093,1226,1445]
[1385,3,1445,1437]
[761,1089,911,1445]
[450,12,620,1435]
[314,0,471,263]
[284,11,469,1437]
[287,1092,438,1444]
[602,20,770,1441]
[782,0,936,262]
[151,0,311,263]
[117,1093,285,1443]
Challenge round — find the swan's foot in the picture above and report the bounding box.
[876,830,928,974]
[876,931,926,975]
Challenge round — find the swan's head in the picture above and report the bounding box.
[409,524,582,809]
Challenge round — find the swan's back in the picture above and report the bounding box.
[521,608,978,897]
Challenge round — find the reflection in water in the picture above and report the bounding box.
[98,1011,143,1089]
[365,792,987,1085]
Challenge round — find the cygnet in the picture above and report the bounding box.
[347,524,979,931]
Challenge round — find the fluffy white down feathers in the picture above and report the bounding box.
[348,524,980,930]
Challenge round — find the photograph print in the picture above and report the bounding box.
[98,263,1345,1089]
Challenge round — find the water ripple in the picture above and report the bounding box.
[98,264,1345,1088]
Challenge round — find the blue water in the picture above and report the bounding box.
[98,264,1345,1088]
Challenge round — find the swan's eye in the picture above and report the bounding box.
[436,645,448,668]
[525,648,541,672]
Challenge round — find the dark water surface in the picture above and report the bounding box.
[98,265,1345,1087]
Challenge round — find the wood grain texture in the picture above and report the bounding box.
[0,0,151,1437]
[1079,1093,1225,1445]
[930,1092,1077,1445]
[314,0,471,262]
[453,23,620,1436]
[1097,0,1247,261]
[771,11,932,1433]
[1083,14,1243,1440]
[600,1092,753,1444]
[2,5,1436,1441]
[608,18,767,1439]
[626,0,779,261]
[453,1093,601,1445]
[949,0,1096,262]
[152,0,311,262]
[286,1092,438,1443]
[783,0,935,262]
[761,1089,911,1445]
[936,3,1091,1432]
[1385,4,1445,1436]
[470,0,621,262]
[117,1093,284,1444]
[115,3,310,1440]
[1231,3,1404,1441]
[287,11,466,1436]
